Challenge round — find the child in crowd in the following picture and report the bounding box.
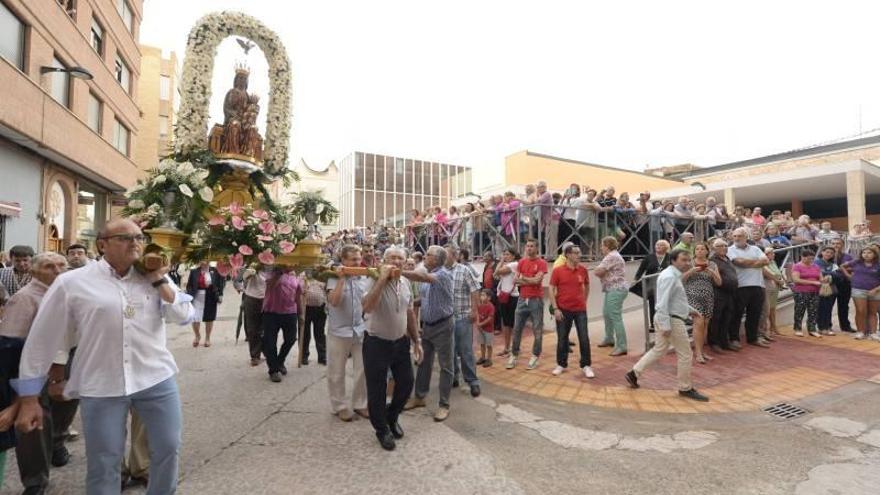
[476,290,496,367]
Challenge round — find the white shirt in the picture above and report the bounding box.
[654,265,695,331]
[13,259,194,399]
[727,243,766,288]
[497,261,520,296]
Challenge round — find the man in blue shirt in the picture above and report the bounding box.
[402,245,455,422]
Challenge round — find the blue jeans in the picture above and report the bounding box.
[452,317,480,386]
[512,297,544,357]
[80,377,181,495]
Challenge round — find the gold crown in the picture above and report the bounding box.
[234,61,250,75]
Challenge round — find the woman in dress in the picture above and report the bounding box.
[493,248,520,357]
[594,237,629,356]
[762,247,786,339]
[186,261,226,347]
[682,242,721,364]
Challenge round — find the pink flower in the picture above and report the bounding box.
[277,223,293,235]
[257,235,274,242]
[280,241,295,253]
[231,216,245,230]
[208,216,225,226]
[228,202,244,216]
[238,245,253,256]
[259,221,276,235]
[258,249,275,265]
[229,253,244,275]
[215,261,231,277]
[252,209,269,220]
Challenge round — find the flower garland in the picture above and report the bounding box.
[176,11,292,176]
[188,202,302,276]
[122,158,214,231]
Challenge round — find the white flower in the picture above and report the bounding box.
[179,184,194,197]
[194,169,210,181]
[130,183,144,193]
[152,175,167,185]
[178,161,195,176]
[128,199,145,209]
[199,186,214,202]
[158,160,173,172]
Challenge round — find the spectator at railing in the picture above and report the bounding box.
[751,207,767,228]
[788,215,819,244]
[765,224,791,248]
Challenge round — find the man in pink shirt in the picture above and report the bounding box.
[262,267,305,382]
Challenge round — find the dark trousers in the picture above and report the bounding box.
[262,312,297,374]
[243,295,265,359]
[303,305,327,363]
[709,290,735,348]
[362,333,414,436]
[732,286,765,344]
[16,388,52,489]
[52,347,79,451]
[836,281,853,331]
[818,295,836,331]
[555,309,591,368]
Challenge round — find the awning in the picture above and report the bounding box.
[0,201,21,218]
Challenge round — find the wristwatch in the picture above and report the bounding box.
[151,278,169,288]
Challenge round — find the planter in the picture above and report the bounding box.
[275,239,326,269]
[144,227,188,263]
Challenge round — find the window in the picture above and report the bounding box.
[0,2,25,70]
[158,118,168,137]
[87,92,102,133]
[57,0,76,19]
[116,0,133,32]
[90,18,103,55]
[115,54,130,92]
[112,119,129,156]
[159,75,170,100]
[49,57,70,108]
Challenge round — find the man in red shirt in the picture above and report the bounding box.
[549,244,594,378]
[506,239,548,370]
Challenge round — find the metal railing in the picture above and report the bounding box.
[630,240,825,352]
[405,205,715,260]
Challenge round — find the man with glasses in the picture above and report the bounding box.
[13,219,194,494]
[549,244,594,379]
[708,239,739,352]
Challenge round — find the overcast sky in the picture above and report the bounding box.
[141,0,880,190]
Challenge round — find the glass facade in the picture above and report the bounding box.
[338,152,472,229]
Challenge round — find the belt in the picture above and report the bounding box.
[422,315,452,326]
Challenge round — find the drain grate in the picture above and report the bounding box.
[763,403,810,420]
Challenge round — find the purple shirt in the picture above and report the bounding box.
[844,261,880,291]
[537,191,553,224]
[262,273,303,314]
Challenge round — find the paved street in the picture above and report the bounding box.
[3,290,880,495]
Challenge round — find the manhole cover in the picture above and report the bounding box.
[763,403,809,420]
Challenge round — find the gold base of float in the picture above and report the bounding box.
[212,168,255,209]
[275,238,327,269]
[144,227,188,263]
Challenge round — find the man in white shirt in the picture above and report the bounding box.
[240,266,270,366]
[727,228,771,349]
[625,249,708,402]
[13,219,194,494]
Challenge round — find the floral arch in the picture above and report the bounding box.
[175,11,291,176]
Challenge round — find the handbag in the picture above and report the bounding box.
[819,282,834,297]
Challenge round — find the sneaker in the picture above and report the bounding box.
[625,370,639,389]
[854,332,866,340]
[729,341,742,351]
[269,372,282,383]
[337,409,354,422]
[551,365,565,376]
[403,397,426,410]
[794,331,804,337]
[808,331,822,338]
[433,407,450,422]
[482,360,493,368]
[526,356,540,370]
[505,355,517,369]
[821,330,836,336]
[679,388,710,402]
[870,333,880,342]
[51,446,70,467]
[583,366,595,379]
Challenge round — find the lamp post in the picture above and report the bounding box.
[40,66,94,80]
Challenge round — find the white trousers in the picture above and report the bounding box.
[326,333,367,413]
[633,317,693,391]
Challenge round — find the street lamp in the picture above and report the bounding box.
[40,66,94,80]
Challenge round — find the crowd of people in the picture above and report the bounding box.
[2,198,880,491]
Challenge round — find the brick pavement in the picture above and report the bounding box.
[479,325,880,414]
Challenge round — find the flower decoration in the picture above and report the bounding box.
[122,158,213,231]
[176,11,291,176]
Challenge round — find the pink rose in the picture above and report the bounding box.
[231,216,245,231]
[238,245,253,256]
[228,202,244,216]
[259,221,276,235]
[215,261,231,277]
[257,235,274,242]
[252,209,270,220]
[277,223,293,235]
[280,241,295,253]
[258,249,275,265]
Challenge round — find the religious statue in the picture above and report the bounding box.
[208,63,264,165]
